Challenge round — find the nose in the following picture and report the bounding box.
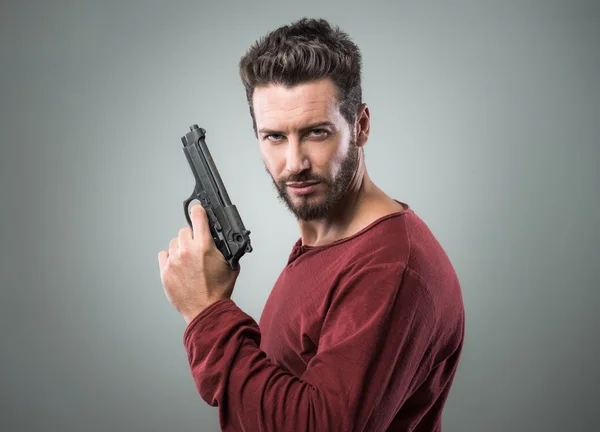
[285,138,309,174]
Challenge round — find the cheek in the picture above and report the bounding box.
[316,142,346,178]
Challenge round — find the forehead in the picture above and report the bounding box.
[252,79,343,130]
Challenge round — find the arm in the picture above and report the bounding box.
[183,264,438,431]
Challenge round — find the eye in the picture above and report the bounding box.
[264,134,285,142]
[307,129,328,138]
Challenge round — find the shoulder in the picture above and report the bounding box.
[400,209,462,297]
[339,206,464,314]
[342,211,413,269]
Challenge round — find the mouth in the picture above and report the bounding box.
[286,181,321,195]
[286,181,319,187]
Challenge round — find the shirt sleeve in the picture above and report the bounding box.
[183,263,439,432]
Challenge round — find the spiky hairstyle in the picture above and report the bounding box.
[239,18,363,134]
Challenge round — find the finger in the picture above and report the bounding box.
[178,226,193,251]
[190,204,212,245]
[169,237,178,257]
[158,250,168,269]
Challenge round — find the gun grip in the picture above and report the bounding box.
[183,194,238,270]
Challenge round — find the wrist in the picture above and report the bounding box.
[183,310,203,326]
[182,298,223,325]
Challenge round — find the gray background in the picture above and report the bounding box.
[1,0,598,431]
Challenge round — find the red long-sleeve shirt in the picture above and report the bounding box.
[183,202,465,431]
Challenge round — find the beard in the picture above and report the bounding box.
[264,136,360,221]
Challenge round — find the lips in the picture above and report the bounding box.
[286,181,320,195]
[286,181,319,188]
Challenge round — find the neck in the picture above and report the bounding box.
[297,154,381,247]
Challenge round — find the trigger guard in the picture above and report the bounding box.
[183,194,196,228]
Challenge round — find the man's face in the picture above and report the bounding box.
[252,78,360,221]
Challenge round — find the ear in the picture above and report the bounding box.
[355,103,370,147]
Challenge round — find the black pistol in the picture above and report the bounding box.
[180,125,252,270]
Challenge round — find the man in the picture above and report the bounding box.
[158,18,464,431]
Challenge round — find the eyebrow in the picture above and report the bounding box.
[258,121,335,136]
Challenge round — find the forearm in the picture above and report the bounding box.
[184,300,355,432]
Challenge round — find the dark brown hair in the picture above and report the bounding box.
[239,18,363,135]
